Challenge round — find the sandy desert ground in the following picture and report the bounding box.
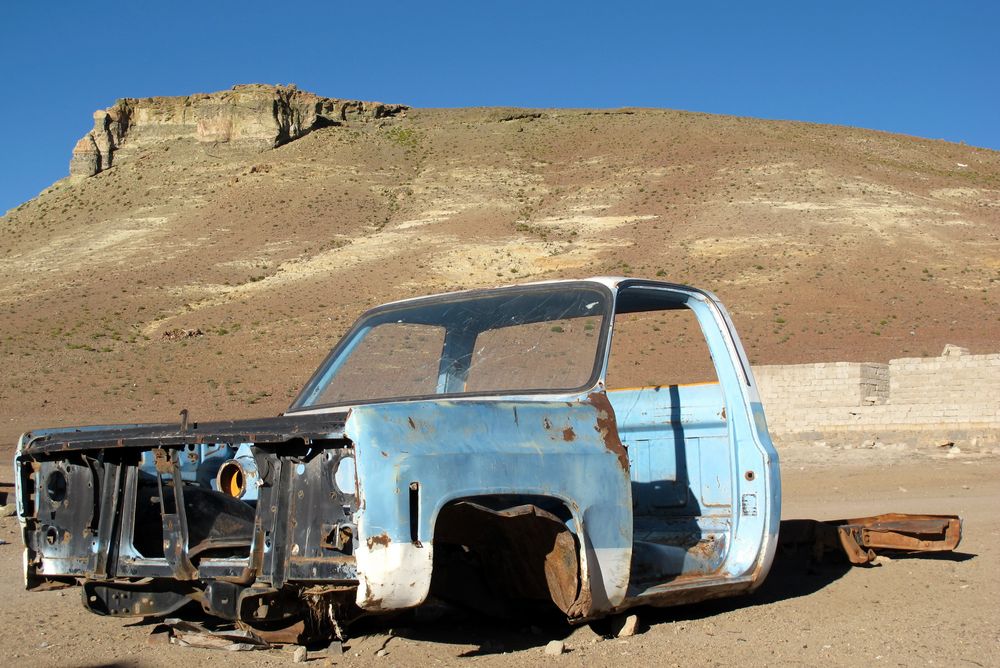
[1,445,996,668]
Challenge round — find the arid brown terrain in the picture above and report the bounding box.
[0,85,998,666]
[2,85,999,448]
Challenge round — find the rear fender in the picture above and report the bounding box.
[345,396,632,617]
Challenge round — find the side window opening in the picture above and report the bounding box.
[606,303,719,390]
[605,287,732,582]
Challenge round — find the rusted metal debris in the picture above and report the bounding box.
[779,514,962,565]
[150,618,270,650]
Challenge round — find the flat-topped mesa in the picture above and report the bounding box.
[69,84,408,178]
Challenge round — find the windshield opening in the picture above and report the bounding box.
[291,283,611,409]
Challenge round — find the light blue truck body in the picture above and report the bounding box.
[293,277,781,618]
[15,277,781,636]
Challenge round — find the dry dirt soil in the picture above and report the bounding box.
[1,101,998,666]
[1,447,997,667]
[1,106,999,448]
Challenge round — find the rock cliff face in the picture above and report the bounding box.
[70,84,407,178]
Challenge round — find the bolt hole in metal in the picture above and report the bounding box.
[45,526,59,545]
[47,470,68,502]
[744,470,756,481]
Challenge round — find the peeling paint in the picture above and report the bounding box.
[366,533,391,549]
[586,392,630,471]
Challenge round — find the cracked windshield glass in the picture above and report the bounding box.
[295,285,609,407]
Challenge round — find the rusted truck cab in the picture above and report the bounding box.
[14,278,781,638]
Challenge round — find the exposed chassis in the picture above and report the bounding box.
[17,414,358,641]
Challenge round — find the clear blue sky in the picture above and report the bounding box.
[2,1,997,214]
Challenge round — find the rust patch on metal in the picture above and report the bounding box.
[357,577,383,610]
[562,427,576,442]
[152,448,172,474]
[586,392,629,471]
[366,533,391,550]
[566,581,593,619]
[544,529,580,613]
[687,537,717,562]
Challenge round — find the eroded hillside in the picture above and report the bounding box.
[1,85,999,445]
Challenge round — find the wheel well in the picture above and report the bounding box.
[429,495,581,617]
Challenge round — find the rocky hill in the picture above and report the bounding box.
[1,84,998,446]
[69,84,407,178]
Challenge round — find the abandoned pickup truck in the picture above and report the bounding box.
[14,278,962,641]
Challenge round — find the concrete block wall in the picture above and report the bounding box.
[860,363,890,405]
[753,349,1000,447]
[753,362,888,410]
[888,353,1000,410]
